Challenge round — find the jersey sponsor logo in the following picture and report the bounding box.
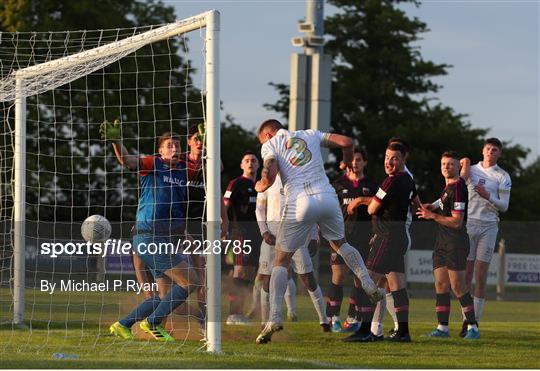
[478,178,486,185]
[342,189,349,194]
[224,190,232,199]
[504,180,512,188]
[453,202,466,211]
[343,197,355,205]
[376,188,387,199]
[163,175,187,186]
[187,180,205,188]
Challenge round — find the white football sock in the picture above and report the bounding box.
[386,292,398,330]
[336,243,372,287]
[371,289,387,335]
[467,323,478,330]
[371,322,383,336]
[345,316,357,323]
[284,278,297,315]
[437,324,449,332]
[248,278,262,314]
[260,288,270,324]
[474,296,485,322]
[371,294,388,336]
[308,285,328,324]
[269,266,288,324]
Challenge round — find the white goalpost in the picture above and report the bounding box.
[1,10,221,353]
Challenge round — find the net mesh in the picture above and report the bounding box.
[0,16,210,355]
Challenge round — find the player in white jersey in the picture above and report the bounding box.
[253,119,384,344]
[256,174,329,330]
[459,137,511,336]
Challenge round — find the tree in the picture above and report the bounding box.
[0,0,203,222]
[266,0,532,220]
[220,115,260,189]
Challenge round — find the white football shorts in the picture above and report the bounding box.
[276,192,344,253]
[466,219,499,263]
[258,240,313,275]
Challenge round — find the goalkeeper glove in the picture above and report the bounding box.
[197,123,205,142]
[99,119,122,141]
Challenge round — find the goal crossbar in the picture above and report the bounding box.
[8,9,221,353]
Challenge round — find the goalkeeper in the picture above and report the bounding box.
[102,120,199,342]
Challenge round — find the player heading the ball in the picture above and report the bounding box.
[254,119,384,344]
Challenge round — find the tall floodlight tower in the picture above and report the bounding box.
[289,0,332,133]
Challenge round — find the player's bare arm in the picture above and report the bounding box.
[324,133,354,169]
[459,157,471,180]
[416,206,464,229]
[111,142,141,171]
[367,197,382,215]
[346,196,373,215]
[255,158,278,192]
[100,120,141,170]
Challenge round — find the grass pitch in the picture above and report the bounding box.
[1,292,539,368]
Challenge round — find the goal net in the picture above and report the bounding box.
[0,10,221,354]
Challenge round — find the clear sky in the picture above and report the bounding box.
[164,0,539,164]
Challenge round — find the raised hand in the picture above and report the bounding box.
[99,119,121,141]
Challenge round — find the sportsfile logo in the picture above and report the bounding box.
[40,239,137,258]
[39,238,252,258]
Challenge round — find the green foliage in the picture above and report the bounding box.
[1,0,176,32]
[220,115,260,189]
[0,0,203,222]
[266,0,534,222]
[507,158,540,220]
[263,82,290,119]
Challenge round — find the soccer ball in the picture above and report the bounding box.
[81,215,111,243]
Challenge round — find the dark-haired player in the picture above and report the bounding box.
[224,151,261,325]
[417,151,479,339]
[460,138,511,336]
[343,142,418,342]
[327,149,378,333]
[254,119,383,344]
[181,124,229,329]
[371,136,415,338]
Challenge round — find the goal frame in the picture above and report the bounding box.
[11,10,221,353]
